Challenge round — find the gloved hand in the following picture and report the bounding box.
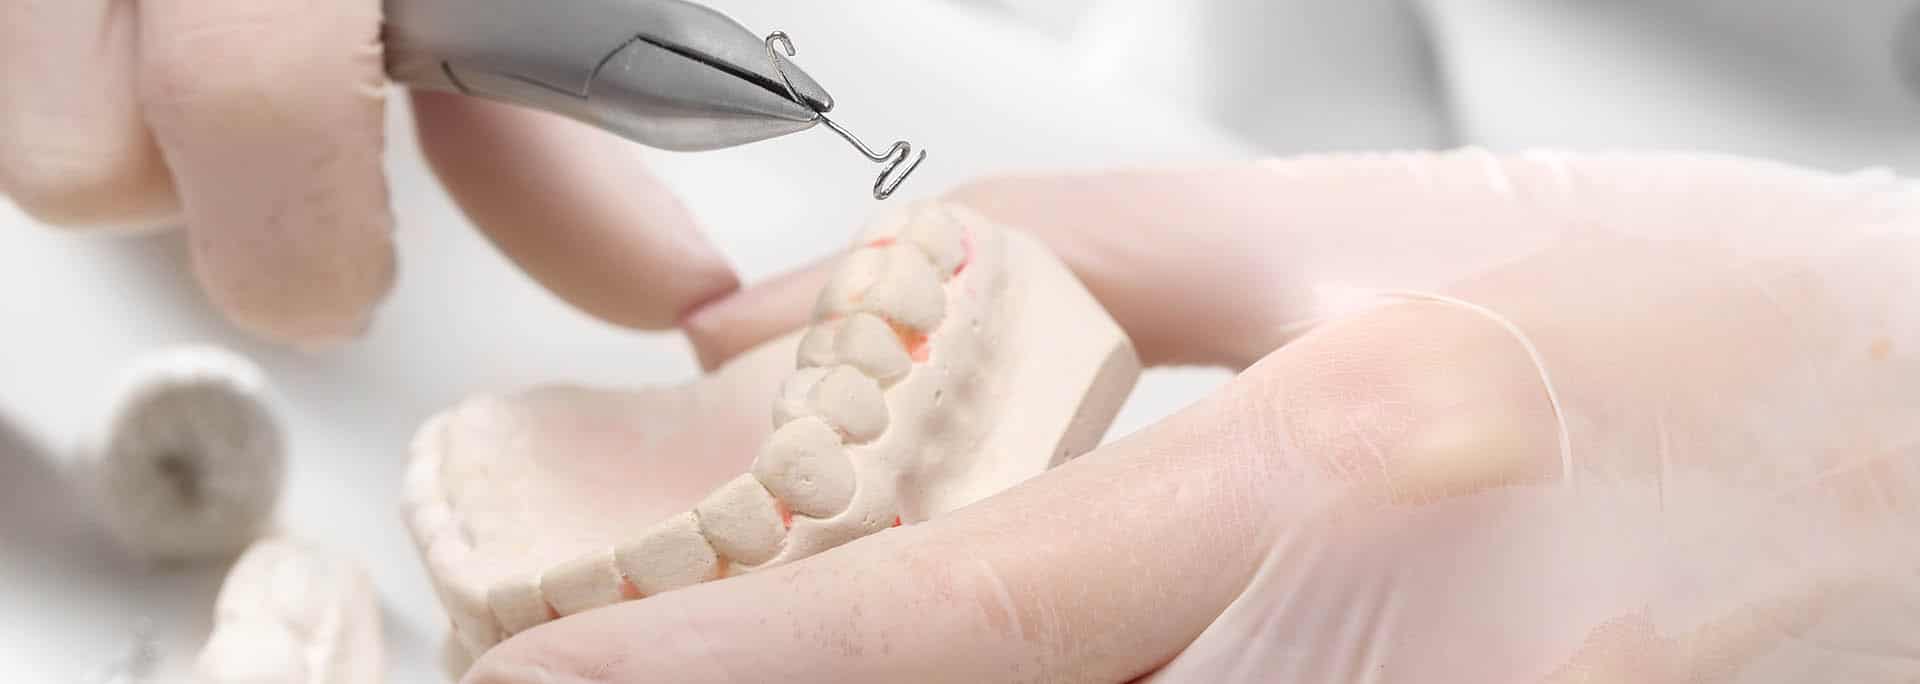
[0,1,736,346]
[461,149,1919,683]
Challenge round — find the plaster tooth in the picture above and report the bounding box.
[835,313,911,385]
[797,318,842,369]
[816,244,946,334]
[773,367,832,428]
[541,549,625,617]
[753,417,856,519]
[861,244,948,333]
[814,247,886,319]
[615,512,722,596]
[695,475,788,566]
[487,573,549,635]
[806,366,888,443]
[855,201,917,244]
[902,204,967,278]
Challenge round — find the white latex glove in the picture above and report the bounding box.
[0,1,736,346]
[460,150,1917,683]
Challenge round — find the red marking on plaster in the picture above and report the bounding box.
[953,228,975,277]
[1870,337,1893,361]
[619,577,644,600]
[889,320,931,362]
[892,516,903,528]
[544,602,561,620]
[867,237,897,248]
[776,499,795,530]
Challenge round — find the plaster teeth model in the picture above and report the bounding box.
[78,345,285,561]
[194,537,383,684]
[406,201,1141,661]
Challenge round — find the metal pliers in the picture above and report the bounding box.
[382,0,922,198]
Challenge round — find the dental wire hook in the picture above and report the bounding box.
[767,32,926,200]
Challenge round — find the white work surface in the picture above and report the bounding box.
[5,0,1917,681]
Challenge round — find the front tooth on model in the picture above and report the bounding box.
[615,512,722,596]
[753,417,855,519]
[487,574,548,635]
[835,313,911,384]
[540,549,625,617]
[806,366,888,443]
[695,475,788,566]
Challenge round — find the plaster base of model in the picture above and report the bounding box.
[194,537,383,684]
[76,345,285,562]
[406,204,1139,660]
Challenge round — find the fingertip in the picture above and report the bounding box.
[0,143,180,231]
[0,0,179,230]
[680,258,835,371]
[413,93,740,332]
[190,227,395,347]
[138,0,396,347]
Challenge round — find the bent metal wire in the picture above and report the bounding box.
[767,32,926,200]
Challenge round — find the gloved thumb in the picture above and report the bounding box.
[463,299,1563,684]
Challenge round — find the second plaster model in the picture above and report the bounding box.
[77,345,285,561]
[406,203,1141,662]
[194,537,384,684]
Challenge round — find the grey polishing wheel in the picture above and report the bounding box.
[80,345,285,561]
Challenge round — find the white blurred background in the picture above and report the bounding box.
[4,0,1918,680]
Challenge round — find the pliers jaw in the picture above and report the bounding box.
[384,0,921,198]
[383,0,836,151]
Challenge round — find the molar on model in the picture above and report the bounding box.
[834,313,913,384]
[804,366,889,443]
[817,242,947,334]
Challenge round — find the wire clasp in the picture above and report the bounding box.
[767,32,926,200]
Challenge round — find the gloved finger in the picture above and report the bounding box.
[412,92,740,331]
[679,150,1902,369]
[137,0,395,346]
[957,151,1920,369]
[463,301,1566,684]
[0,0,177,228]
[682,256,834,371]
[942,155,1571,368]
[680,150,1594,370]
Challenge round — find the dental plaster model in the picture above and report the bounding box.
[406,202,1141,663]
[78,345,285,561]
[194,537,384,684]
